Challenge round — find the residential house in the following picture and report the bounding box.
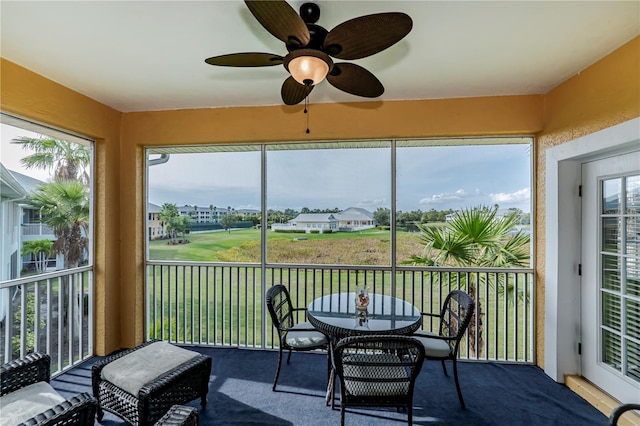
[272,207,374,233]
[0,163,27,282]
[335,207,375,231]
[273,212,339,233]
[0,165,59,279]
[147,202,165,240]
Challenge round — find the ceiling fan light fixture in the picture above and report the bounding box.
[284,49,333,86]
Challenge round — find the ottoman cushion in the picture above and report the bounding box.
[0,381,66,426]
[101,341,199,396]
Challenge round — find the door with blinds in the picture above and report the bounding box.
[581,151,640,403]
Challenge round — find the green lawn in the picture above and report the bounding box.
[147,227,534,361]
[149,228,423,263]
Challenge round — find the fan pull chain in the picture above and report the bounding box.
[304,94,310,133]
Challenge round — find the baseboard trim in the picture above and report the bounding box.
[565,375,640,426]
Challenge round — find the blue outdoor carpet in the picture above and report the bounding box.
[51,346,608,425]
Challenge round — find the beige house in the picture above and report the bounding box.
[273,207,375,233]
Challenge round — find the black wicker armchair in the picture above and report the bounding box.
[266,284,329,391]
[410,289,475,408]
[608,403,640,426]
[333,335,425,426]
[0,352,96,426]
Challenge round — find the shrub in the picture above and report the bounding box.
[274,229,306,234]
[11,292,44,356]
[148,316,184,341]
[310,230,320,234]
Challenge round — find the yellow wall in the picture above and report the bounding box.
[0,59,123,355]
[534,36,640,365]
[1,35,638,355]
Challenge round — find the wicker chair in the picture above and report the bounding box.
[410,289,475,408]
[608,403,640,425]
[265,284,329,391]
[333,335,425,426]
[91,340,211,426]
[0,352,96,426]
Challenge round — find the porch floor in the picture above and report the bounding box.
[51,346,607,425]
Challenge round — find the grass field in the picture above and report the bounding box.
[147,227,534,362]
[148,228,425,264]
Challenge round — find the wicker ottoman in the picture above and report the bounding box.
[155,405,199,426]
[92,340,211,426]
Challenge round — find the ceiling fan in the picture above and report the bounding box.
[205,1,413,106]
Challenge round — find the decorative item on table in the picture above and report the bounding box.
[355,309,369,329]
[355,286,370,311]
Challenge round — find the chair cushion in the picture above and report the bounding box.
[0,381,66,426]
[414,332,452,357]
[101,341,200,396]
[342,353,409,396]
[284,322,327,348]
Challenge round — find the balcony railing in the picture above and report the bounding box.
[0,266,93,376]
[146,261,535,363]
[21,222,55,236]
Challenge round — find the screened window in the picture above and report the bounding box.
[145,137,532,268]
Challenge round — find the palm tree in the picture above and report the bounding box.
[408,205,530,357]
[11,136,91,183]
[21,239,53,274]
[27,180,90,338]
[28,180,90,269]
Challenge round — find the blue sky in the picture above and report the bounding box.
[147,142,531,213]
[2,123,531,213]
[1,124,51,182]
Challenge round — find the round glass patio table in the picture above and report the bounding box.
[307,292,422,339]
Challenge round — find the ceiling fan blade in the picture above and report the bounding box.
[245,0,310,48]
[205,52,284,67]
[281,76,313,105]
[324,13,412,60]
[327,63,384,98]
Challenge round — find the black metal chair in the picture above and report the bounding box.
[333,335,425,426]
[0,352,96,426]
[608,403,640,425]
[411,289,475,408]
[265,284,329,391]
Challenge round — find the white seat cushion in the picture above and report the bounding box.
[101,341,200,396]
[414,332,452,357]
[284,322,327,348]
[342,353,409,396]
[0,381,65,426]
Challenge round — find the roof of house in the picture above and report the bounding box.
[334,207,374,221]
[1,165,46,201]
[8,169,45,193]
[291,214,338,223]
[148,202,162,213]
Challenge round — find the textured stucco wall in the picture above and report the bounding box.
[1,59,123,355]
[534,36,640,366]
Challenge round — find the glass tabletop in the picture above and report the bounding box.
[307,292,422,338]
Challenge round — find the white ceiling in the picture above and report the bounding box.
[1,1,638,112]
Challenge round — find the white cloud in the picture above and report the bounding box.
[489,188,530,204]
[418,189,471,205]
